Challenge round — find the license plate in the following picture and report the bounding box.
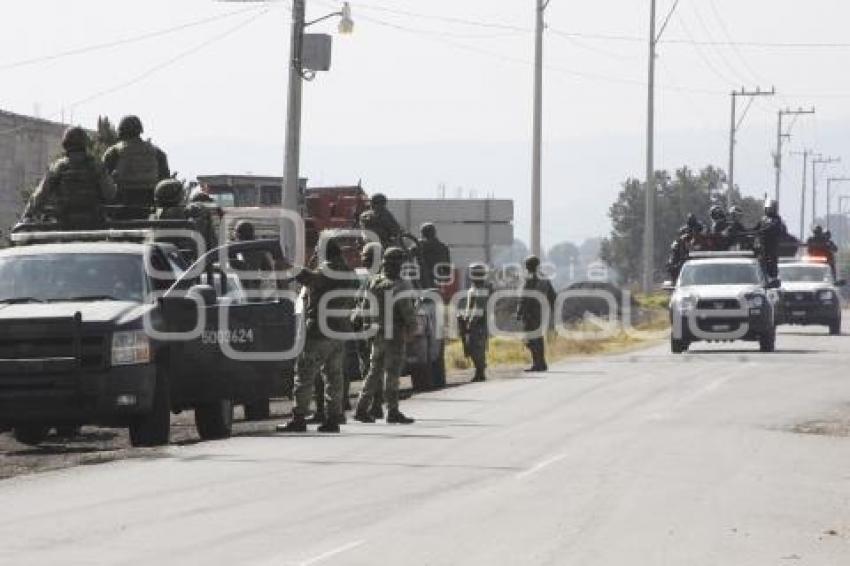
[792,310,806,317]
[712,324,731,331]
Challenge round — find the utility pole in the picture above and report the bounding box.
[812,156,840,227]
[641,0,679,291]
[791,150,811,239]
[774,107,815,206]
[728,87,775,208]
[826,177,850,231]
[530,0,549,258]
[282,0,307,259]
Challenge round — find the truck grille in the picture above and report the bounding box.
[783,291,816,305]
[696,298,741,310]
[0,336,107,370]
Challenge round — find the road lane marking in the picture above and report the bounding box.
[300,540,366,566]
[516,454,567,480]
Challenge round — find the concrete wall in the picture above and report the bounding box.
[0,110,66,237]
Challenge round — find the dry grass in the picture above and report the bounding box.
[446,312,670,370]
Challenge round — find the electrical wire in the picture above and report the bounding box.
[0,4,268,71]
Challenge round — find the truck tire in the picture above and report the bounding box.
[129,368,171,447]
[195,398,233,440]
[759,332,776,353]
[243,399,271,421]
[13,425,49,446]
[410,364,433,392]
[670,338,689,354]
[829,318,841,336]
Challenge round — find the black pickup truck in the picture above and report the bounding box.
[0,227,296,447]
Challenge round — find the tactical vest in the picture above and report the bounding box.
[114,139,159,198]
[53,155,104,226]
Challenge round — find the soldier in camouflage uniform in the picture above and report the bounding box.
[23,127,116,230]
[187,187,219,255]
[418,222,452,289]
[152,179,186,220]
[279,238,356,433]
[354,247,417,424]
[103,115,170,217]
[358,193,403,249]
[516,255,556,372]
[460,263,492,382]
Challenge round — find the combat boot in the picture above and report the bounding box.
[471,369,486,382]
[386,409,415,424]
[353,411,375,424]
[318,415,341,433]
[369,403,384,420]
[277,415,307,433]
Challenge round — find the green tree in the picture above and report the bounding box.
[599,165,764,284]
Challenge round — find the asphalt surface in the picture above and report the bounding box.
[2,325,850,565]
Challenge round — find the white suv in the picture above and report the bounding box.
[666,252,779,353]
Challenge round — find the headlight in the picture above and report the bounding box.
[818,290,834,302]
[677,295,697,311]
[747,295,765,308]
[111,330,152,366]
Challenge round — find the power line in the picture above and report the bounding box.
[66,8,272,112]
[0,4,268,71]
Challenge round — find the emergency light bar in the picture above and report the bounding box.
[688,251,757,260]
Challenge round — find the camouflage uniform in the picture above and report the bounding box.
[461,267,491,381]
[24,127,116,230]
[358,194,403,249]
[291,254,356,425]
[103,116,170,215]
[355,250,417,421]
[517,257,557,372]
[418,223,452,289]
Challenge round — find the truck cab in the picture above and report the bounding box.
[0,226,296,446]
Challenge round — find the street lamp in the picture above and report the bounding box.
[219,0,353,258]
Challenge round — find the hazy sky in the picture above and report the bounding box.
[2,0,849,246]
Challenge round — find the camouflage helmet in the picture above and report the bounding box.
[360,241,382,264]
[420,222,436,239]
[234,220,256,241]
[370,193,388,207]
[383,247,405,264]
[189,187,214,203]
[154,179,184,207]
[813,224,824,236]
[61,127,90,152]
[117,115,144,140]
[709,204,725,220]
[468,262,489,279]
[524,255,540,272]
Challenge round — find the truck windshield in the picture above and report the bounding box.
[778,264,832,283]
[678,262,761,286]
[0,254,146,303]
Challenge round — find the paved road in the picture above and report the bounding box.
[2,326,849,566]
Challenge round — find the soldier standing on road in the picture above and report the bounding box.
[23,127,116,230]
[353,247,417,424]
[753,199,788,282]
[103,115,170,216]
[517,256,556,372]
[418,222,452,289]
[279,238,355,433]
[460,263,492,382]
[358,193,403,249]
[350,241,385,418]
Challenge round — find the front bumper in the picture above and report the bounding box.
[0,363,156,426]
[779,299,840,325]
[672,307,773,342]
